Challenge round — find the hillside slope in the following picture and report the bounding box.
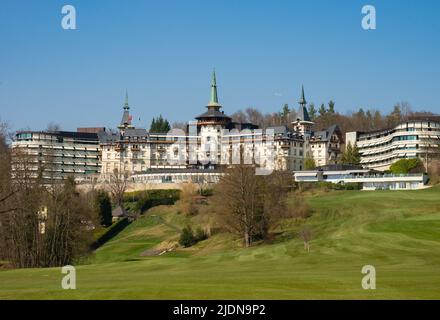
[1,187,440,299]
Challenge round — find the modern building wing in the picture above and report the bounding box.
[12,129,102,182]
[293,167,428,191]
[346,117,440,171]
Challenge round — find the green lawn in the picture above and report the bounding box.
[1,187,440,299]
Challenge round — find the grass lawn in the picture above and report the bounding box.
[1,187,440,299]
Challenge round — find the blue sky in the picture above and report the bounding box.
[0,0,439,131]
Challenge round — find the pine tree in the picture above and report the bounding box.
[341,142,361,165]
[308,103,317,121]
[149,115,171,133]
[281,104,290,124]
[328,100,335,114]
[319,104,327,116]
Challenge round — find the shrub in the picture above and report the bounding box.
[200,188,214,197]
[179,226,196,248]
[179,183,199,216]
[93,190,112,227]
[390,158,425,174]
[178,225,208,248]
[195,227,208,242]
[123,189,180,214]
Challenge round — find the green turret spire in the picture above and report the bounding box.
[124,90,129,110]
[208,70,220,107]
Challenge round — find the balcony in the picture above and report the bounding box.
[115,144,125,152]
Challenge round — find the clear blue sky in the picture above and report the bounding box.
[0,0,439,131]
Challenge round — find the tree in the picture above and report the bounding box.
[245,108,264,127]
[46,122,61,132]
[231,110,247,123]
[386,105,403,128]
[299,227,312,252]
[318,104,327,117]
[281,104,290,124]
[304,156,316,170]
[94,190,112,227]
[390,158,425,174]
[341,142,361,165]
[108,169,129,206]
[44,176,94,267]
[328,100,335,114]
[149,115,171,133]
[178,182,198,216]
[1,162,94,268]
[213,165,291,247]
[172,122,187,132]
[179,225,196,247]
[308,103,317,121]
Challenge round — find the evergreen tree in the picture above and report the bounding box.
[318,104,327,116]
[179,225,196,248]
[149,115,171,133]
[149,118,156,132]
[282,104,290,123]
[328,100,335,114]
[341,142,361,165]
[94,190,112,227]
[308,103,317,121]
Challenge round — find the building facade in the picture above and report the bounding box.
[11,73,345,183]
[12,129,102,182]
[99,73,343,180]
[346,117,440,171]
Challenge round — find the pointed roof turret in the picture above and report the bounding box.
[207,69,221,109]
[118,90,134,130]
[299,85,307,106]
[297,85,312,123]
[124,90,130,110]
[195,70,231,123]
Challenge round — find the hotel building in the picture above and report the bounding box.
[12,129,102,182]
[99,73,343,180]
[11,72,344,183]
[346,116,440,171]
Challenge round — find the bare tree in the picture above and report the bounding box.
[299,227,312,252]
[108,168,129,206]
[172,122,187,132]
[213,164,291,247]
[46,122,61,132]
[178,182,198,215]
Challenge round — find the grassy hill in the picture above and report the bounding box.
[1,187,440,299]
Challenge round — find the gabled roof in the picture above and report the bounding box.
[97,131,119,144]
[123,128,148,138]
[112,206,127,217]
[311,124,342,142]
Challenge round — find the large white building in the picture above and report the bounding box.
[99,73,343,180]
[10,72,345,183]
[346,117,440,171]
[12,129,102,182]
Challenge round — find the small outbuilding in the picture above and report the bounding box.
[112,206,128,222]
